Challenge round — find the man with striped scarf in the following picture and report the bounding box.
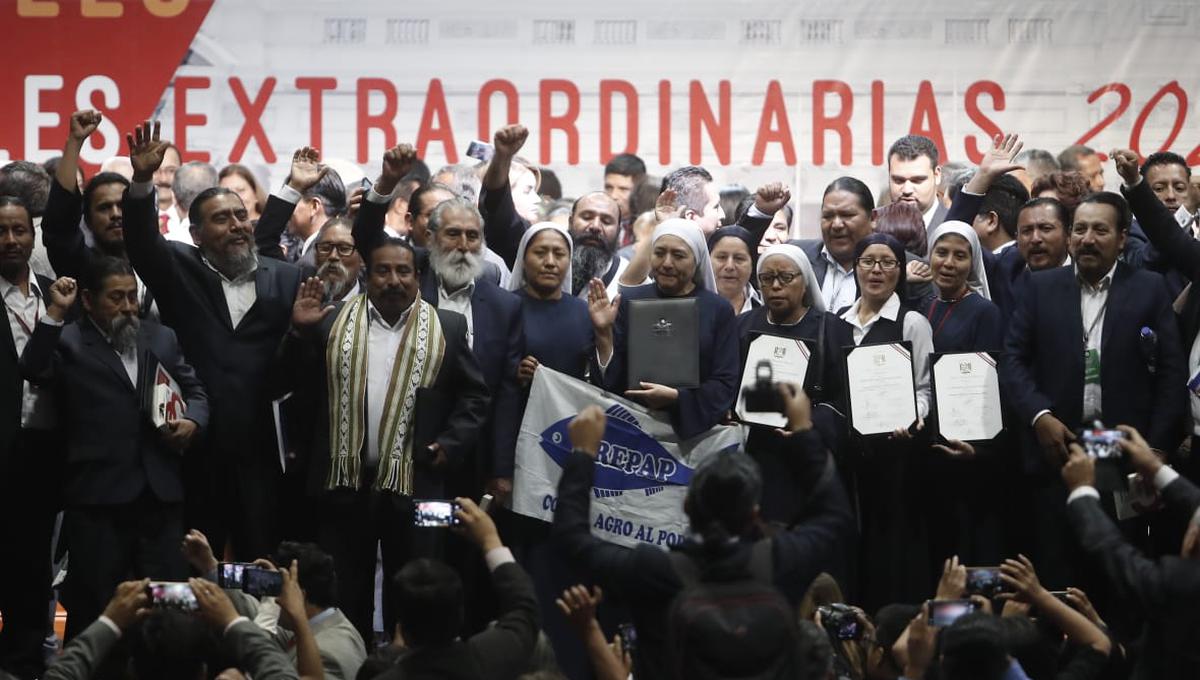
[277,235,490,643]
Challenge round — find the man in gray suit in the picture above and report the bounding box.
[45,578,301,680]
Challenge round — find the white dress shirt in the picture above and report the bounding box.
[90,318,138,385]
[922,200,940,228]
[840,292,933,419]
[438,278,475,349]
[1079,262,1116,423]
[819,247,857,313]
[1,273,53,428]
[201,256,257,329]
[365,299,413,468]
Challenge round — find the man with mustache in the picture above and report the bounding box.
[478,124,633,298]
[1000,191,1186,589]
[41,110,159,319]
[312,217,363,302]
[355,144,523,510]
[122,121,304,561]
[21,258,206,638]
[278,240,488,643]
[0,196,61,679]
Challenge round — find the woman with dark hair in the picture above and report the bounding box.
[707,225,761,314]
[873,201,928,258]
[835,233,934,612]
[218,163,266,221]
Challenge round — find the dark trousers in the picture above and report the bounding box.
[61,495,186,640]
[0,429,59,680]
[318,492,443,644]
[184,438,281,562]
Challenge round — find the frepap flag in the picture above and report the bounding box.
[514,367,744,549]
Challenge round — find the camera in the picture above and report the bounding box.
[1078,423,1125,459]
[965,567,1010,598]
[148,582,198,611]
[927,599,978,627]
[742,360,784,413]
[217,562,283,597]
[414,500,461,528]
[817,603,862,641]
[617,623,638,653]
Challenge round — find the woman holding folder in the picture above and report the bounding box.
[590,218,740,439]
[921,222,1006,566]
[835,232,935,612]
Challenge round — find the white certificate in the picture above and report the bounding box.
[846,342,917,436]
[736,333,811,428]
[932,352,1003,442]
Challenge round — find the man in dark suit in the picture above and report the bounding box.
[0,196,63,679]
[279,238,489,642]
[122,122,304,560]
[354,144,523,507]
[21,258,207,638]
[888,134,948,231]
[253,146,346,271]
[1062,428,1200,680]
[1001,191,1187,587]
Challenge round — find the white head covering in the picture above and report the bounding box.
[506,222,573,295]
[650,218,717,293]
[926,220,991,300]
[758,244,826,313]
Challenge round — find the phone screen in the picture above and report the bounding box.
[965,567,1006,595]
[414,500,460,527]
[218,562,248,589]
[149,582,198,611]
[243,568,283,597]
[929,600,977,627]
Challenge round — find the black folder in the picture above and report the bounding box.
[627,298,700,388]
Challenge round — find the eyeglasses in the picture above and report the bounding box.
[855,257,899,271]
[756,272,800,287]
[315,243,356,256]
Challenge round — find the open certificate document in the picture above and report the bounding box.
[931,352,1003,442]
[736,333,811,428]
[846,342,916,436]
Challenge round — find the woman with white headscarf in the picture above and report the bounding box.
[921,221,1003,353]
[590,218,739,438]
[508,222,595,384]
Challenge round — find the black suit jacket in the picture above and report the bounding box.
[277,304,490,499]
[20,318,208,506]
[254,193,319,272]
[1067,476,1200,680]
[1000,262,1187,473]
[1124,179,1200,347]
[354,195,526,480]
[122,188,302,467]
[0,273,58,476]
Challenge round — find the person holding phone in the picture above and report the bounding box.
[276,236,490,644]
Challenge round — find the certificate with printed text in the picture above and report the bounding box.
[931,352,1003,442]
[736,333,812,428]
[845,342,916,436]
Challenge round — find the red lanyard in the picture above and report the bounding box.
[925,293,968,339]
[5,295,39,338]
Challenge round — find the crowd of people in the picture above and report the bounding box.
[0,105,1197,680]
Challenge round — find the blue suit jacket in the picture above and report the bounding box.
[1000,262,1186,473]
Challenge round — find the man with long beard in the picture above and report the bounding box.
[21,257,206,638]
[312,217,363,302]
[123,121,303,561]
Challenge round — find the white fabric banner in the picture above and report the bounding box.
[513,367,744,549]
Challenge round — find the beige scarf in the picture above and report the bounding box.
[325,295,446,494]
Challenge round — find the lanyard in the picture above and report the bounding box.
[1082,294,1108,347]
[4,290,39,338]
[925,292,969,339]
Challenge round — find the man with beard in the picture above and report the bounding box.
[356,145,524,510]
[478,124,633,298]
[0,196,61,678]
[277,241,489,642]
[123,121,303,561]
[312,217,363,302]
[42,110,158,319]
[20,258,206,638]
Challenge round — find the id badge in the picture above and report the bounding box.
[1084,348,1101,384]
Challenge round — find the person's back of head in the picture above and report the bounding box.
[940,612,1009,680]
[998,616,1056,680]
[304,165,348,218]
[1030,170,1091,222]
[1057,144,1095,172]
[979,173,1031,241]
[872,201,928,257]
[683,450,762,553]
[274,541,338,609]
[393,558,463,648]
[1015,149,1060,182]
[128,608,213,680]
[795,619,835,680]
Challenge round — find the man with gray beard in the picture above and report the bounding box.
[21,256,207,638]
[123,121,303,560]
[312,217,362,302]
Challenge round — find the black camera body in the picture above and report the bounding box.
[818,603,862,641]
[742,360,784,413]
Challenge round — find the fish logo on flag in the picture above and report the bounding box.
[514,366,743,548]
